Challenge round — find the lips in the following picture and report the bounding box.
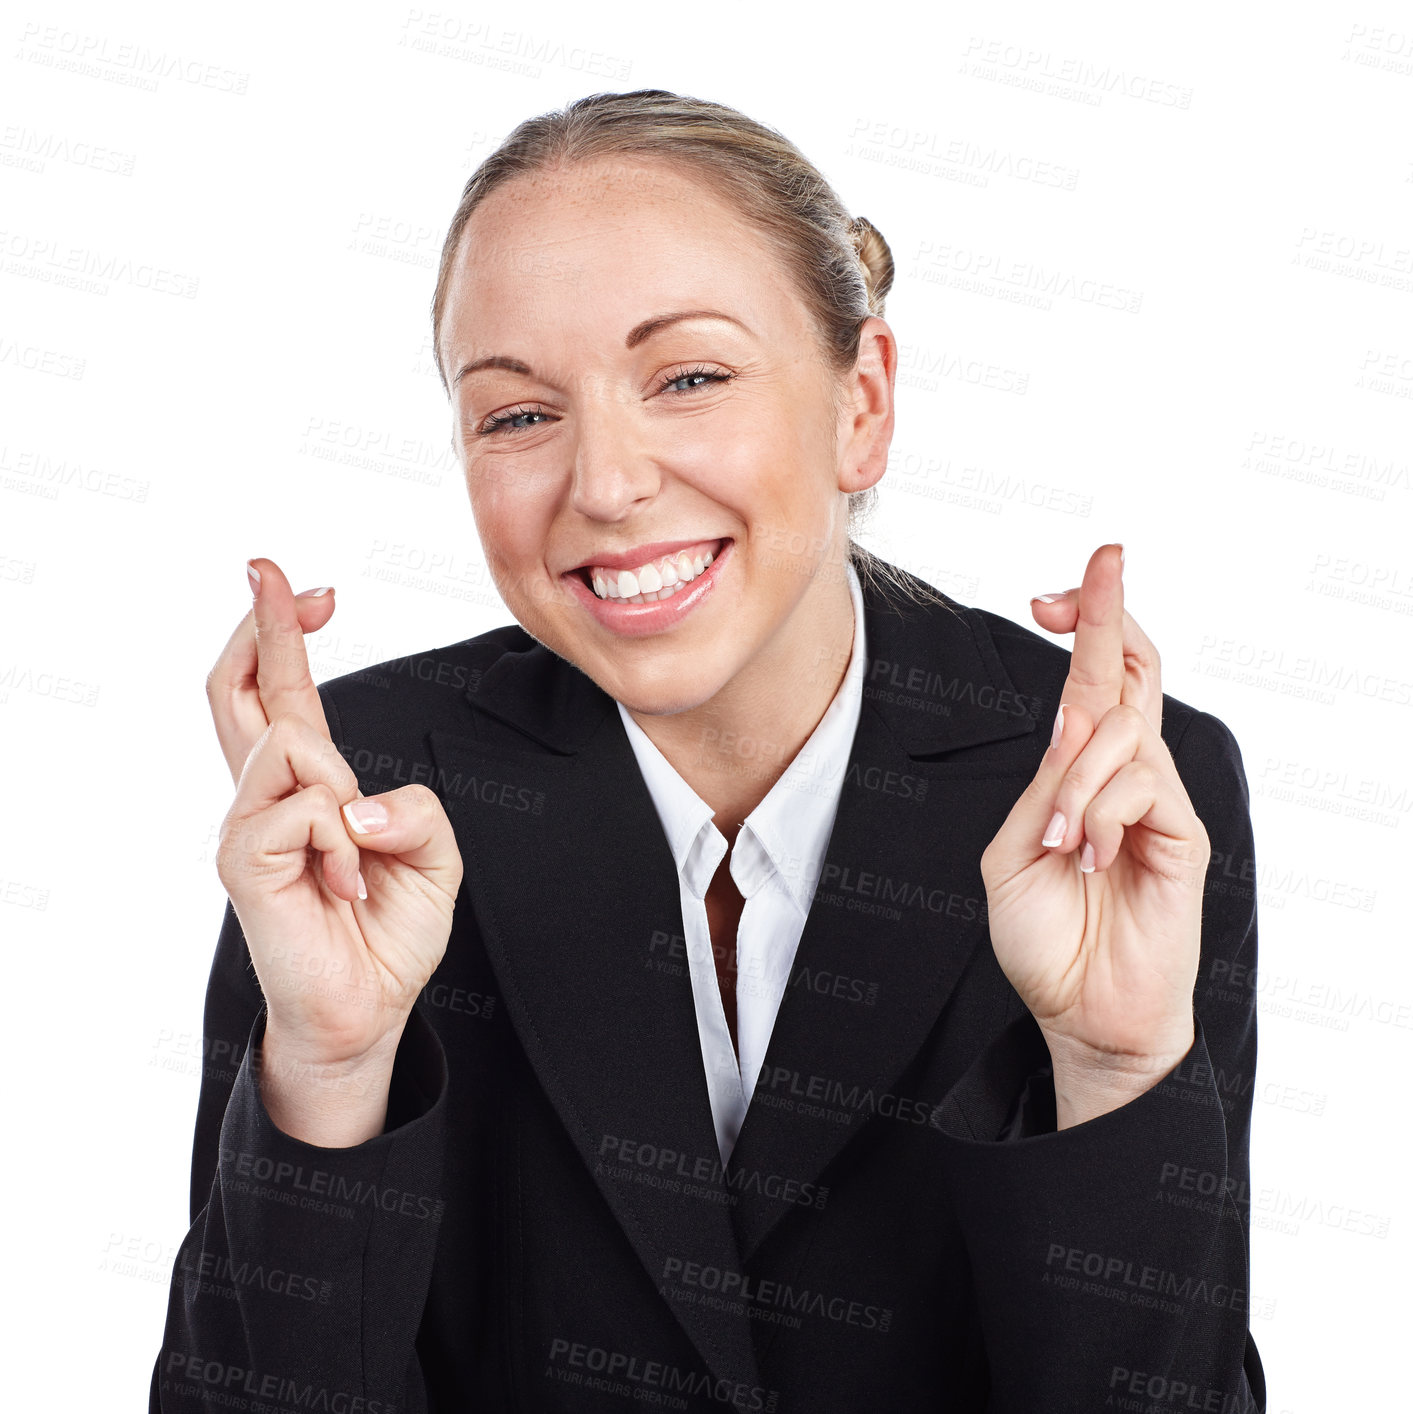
[567,537,728,577]
[566,540,731,599]
[589,543,722,602]
[563,535,734,637]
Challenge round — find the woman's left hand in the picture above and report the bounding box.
[979,543,1210,1128]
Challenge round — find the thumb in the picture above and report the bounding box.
[340,785,464,899]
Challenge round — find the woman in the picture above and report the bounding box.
[154,90,1265,1411]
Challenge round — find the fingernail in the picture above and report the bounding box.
[1031,592,1068,604]
[1080,842,1096,873]
[343,799,388,834]
[296,586,333,598]
[356,870,368,901]
[1042,810,1066,847]
[1050,702,1066,749]
[1117,543,1125,567]
[246,561,261,598]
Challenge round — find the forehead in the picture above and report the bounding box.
[438,157,807,365]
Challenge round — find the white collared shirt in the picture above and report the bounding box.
[616,561,867,1165]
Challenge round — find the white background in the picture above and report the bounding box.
[3,2,1410,1405]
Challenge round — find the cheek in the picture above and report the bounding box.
[682,420,808,523]
[727,432,836,546]
[466,468,567,619]
[469,460,546,538]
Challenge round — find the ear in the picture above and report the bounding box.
[835,316,896,496]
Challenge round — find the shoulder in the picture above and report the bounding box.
[879,559,1248,797]
[314,618,540,742]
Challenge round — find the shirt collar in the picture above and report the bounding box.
[617,560,867,914]
[618,709,721,896]
[738,560,866,913]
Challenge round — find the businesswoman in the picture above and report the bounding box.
[154,90,1266,1412]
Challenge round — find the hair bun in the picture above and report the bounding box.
[851,216,895,316]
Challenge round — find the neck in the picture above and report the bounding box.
[623,561,856,834]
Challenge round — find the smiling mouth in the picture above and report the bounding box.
[575,539,728,604]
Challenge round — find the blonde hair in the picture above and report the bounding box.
[431,87,951,612]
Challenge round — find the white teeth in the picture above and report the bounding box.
[586,544,719,603]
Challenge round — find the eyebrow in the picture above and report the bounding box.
[450,310,753,389]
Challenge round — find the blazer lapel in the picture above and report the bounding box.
[429,699,763,1393]
[427,558,1042,1370]
[724,573,1040,1259]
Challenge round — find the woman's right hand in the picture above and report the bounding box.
[206,558,464,1140]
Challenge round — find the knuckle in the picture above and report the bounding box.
[269,710,306,737]
[215,816,254,882]
[400,782,439,811]
[1021,775,1053,811]
[1058,763,1091,803]
[1135,760,1165,797]
[394,782,449,824]
[217,807,246,852]
[265,712,298,746]
[305,780,342,815]
[315,736,352,780]
[1104,702,1145,736]
[1066,665,1108,689]
[1115,701,1145,728]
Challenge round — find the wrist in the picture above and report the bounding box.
[1043,1018,1195,1130]
[257,1017,407,1147]
[262,1012,408,1075]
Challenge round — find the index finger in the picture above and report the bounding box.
[206,558,337,785]
[1059,543,1125,723]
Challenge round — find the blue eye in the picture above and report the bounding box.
[476,366,732,436]
[660,366,733,395]
[478,405,548,435]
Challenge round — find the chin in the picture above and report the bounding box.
[613,685,715,718]
[597,660,731,717]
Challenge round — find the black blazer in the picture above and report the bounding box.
[151,559,1267,1412]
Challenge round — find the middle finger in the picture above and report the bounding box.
[1056,543,1126,730]
[1031,591,1162,734]
[207,560,336,784]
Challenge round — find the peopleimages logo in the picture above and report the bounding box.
[598,1134,829,1210]
[865,655,1038,719]
[218,1148,444,1220]
[547,1338,779,1411]
[753,1063,938,1127]
[661,1258,893,1333]
[161,1356,391,1412]
[815,864,986,924]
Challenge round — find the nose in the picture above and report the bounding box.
[567,383,662,521]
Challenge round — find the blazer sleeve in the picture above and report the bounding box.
[149,685,452,1414]
[929,708,1268,1413]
